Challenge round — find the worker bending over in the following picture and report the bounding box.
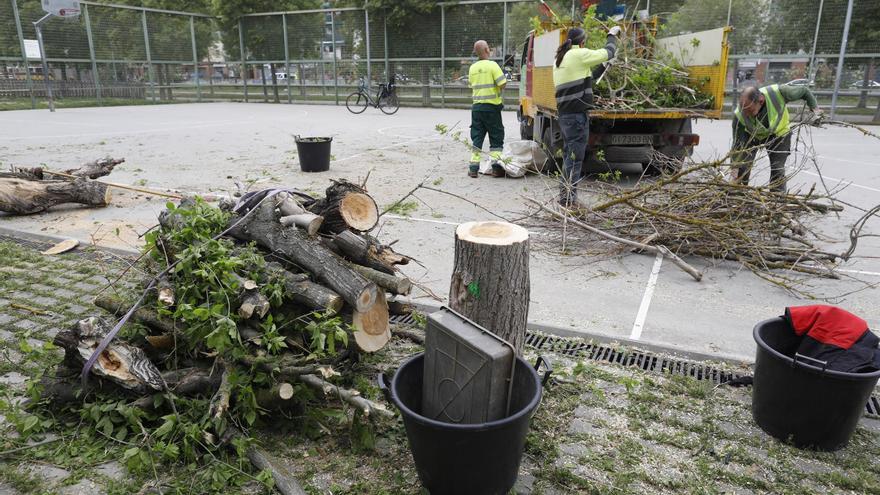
[553,25,620,206]
[732,84,820,192]
[468,40,507,178]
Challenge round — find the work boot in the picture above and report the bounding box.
[491,163,505,178]
[468,163,479,178]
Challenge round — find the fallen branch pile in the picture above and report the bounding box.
[0,157,123,214]
[527,155,878,294]
[25,179,417,492]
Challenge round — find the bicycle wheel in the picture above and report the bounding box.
[378,92,400,115]
[346,91,368,114]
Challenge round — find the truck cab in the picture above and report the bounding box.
[518,23,730,173]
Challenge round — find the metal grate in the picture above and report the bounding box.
[391,314,880,419]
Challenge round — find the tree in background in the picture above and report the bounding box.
[663,0,766,55]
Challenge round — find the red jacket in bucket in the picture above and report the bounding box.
[783,305,880,373]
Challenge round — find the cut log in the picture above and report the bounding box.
[449,221,530,355]
[276,192,324,236]
[54,317,164,393]
[345,262,412,296]
[5,167,43,180]
[157,275,175,307]
[352,290,390,352]
[307,180,378,233]
[298,374,394,419]
[0,177,111,215]
[63,157,124,179]
[332,230,408,275]
[254,383,296,410]
[238,289,271,320]
[263,262,344,313]
[227,200,378,312]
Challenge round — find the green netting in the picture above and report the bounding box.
[147,13,192,62]
[386,9,441,59]
[286,12,324,61]
[445,3,504,60]
[89,5,146,61]
[242,15,284,62]
[1,0,22,58]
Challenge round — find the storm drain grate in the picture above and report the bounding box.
[390,314,880,418]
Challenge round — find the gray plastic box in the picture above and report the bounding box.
[422,307,515,424]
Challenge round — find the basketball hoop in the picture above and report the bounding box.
[41,0,80,18]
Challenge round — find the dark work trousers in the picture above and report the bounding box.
[470,105,505,164]
[732,132,792,193]
[558,112,589,204]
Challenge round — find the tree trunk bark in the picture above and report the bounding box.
[227,201,378,312]
[270,62,280,103]
[263,262,344,313]
[449,221,530,355]
[63,157,125,179]
[874,96,880,123]
[332,230,408,274]
[0,177,111,215]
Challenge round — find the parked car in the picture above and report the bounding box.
[786,78,814,87]
[850,80,880,89]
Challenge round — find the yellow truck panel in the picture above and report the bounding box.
[524,25,730,121]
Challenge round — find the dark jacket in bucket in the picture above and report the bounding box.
[752,317,880,451]
[784,305,880,373]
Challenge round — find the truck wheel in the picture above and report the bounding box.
[520,119,534,141]
[603,145,652,165]
[541,127,562,175]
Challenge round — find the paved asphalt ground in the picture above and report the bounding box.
[0,102,878,361]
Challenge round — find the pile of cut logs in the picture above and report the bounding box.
[0,158,123,214]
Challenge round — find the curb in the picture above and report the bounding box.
[0,226,753,366]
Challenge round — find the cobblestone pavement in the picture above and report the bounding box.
[0,235,878,494]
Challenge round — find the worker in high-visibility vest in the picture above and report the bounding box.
[468,40,507,178]
[553,26,620,206]
[732,84,821,192]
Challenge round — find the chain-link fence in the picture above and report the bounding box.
[2,0,878,118]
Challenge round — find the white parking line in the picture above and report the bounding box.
[630,252,664,340]
[800,171,880,194]
[837,268,880,277]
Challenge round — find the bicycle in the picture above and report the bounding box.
[345,75,400,115]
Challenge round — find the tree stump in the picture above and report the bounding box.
[449,221,530,355]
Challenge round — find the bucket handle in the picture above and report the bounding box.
[533,355,553,386]
[793,353,828,372]
[376,372,392,402]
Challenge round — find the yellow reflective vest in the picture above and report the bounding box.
[469,59,506,106]
[734,84,791,140]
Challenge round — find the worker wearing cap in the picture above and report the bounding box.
[553,26,620,206]
[732,84,821,193]
[468,40,507,178]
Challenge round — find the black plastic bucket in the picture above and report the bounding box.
[379,353,550,495]
[295,136,332,172]
[752,317,880,451]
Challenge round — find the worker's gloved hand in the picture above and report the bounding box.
[808,108,825,126]
[608,26,622,37]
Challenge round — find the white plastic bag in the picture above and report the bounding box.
[478,140,548,178]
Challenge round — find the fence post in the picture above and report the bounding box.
[11,0,36,109]
[807,0,824,82]
[83,4,101,105]
[502,1,508,108]
[190,16,201,102]
[830,0,854,120]
[282,14,291,104]
[441,4,445,108]
[365,7,371,85]
[142,10,156,102]
[331,8,338,105]
[239,19,248,102]
[384,16,389,81]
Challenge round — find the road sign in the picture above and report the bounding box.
[41,0,80,17]
[23,39,41,60]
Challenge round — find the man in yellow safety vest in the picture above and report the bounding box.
[468,40,507,178]
[732,84,820,192]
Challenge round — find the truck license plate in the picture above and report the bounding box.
[607,135,653,145]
